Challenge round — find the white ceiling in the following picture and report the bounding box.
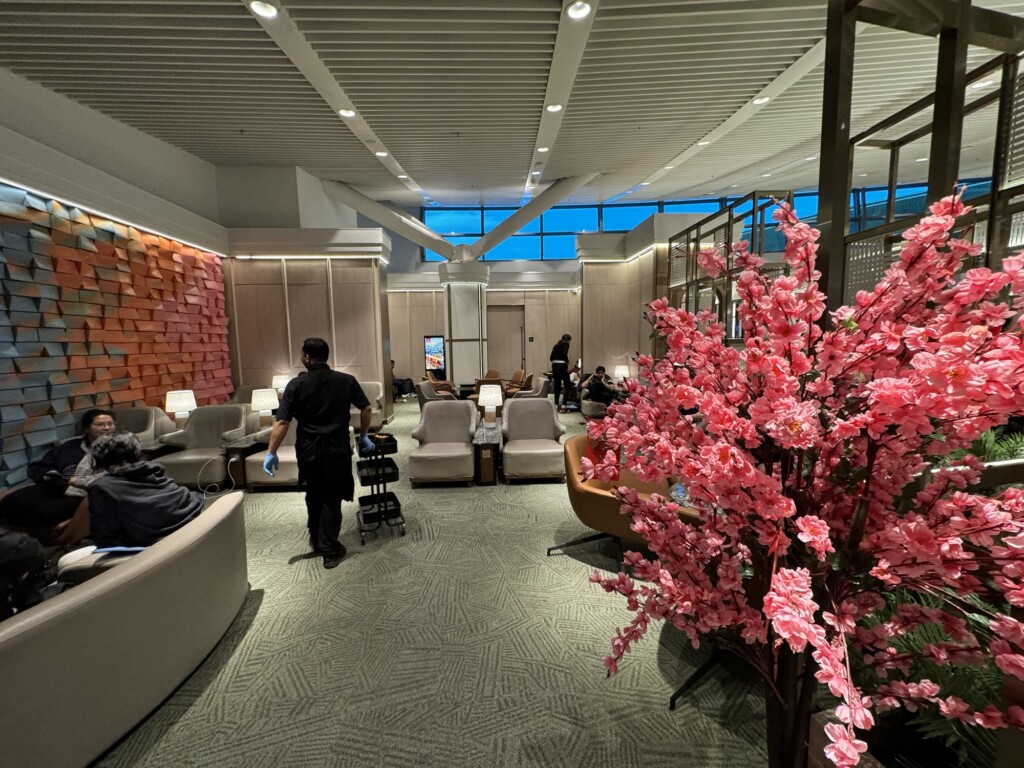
[0,0,1022,209]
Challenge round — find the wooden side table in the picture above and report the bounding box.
[472,418,502,485]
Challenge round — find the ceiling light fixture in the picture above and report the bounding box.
[858,173,868,177]
[531,171,541,175]
[731,184,739,188]
[248,1,278,19]
[697,140,710,146]
[752,96,771,105]
[664,165,675,170]
[971,79,995,89]
[915,157,928,162]
[640,182,650,186]
[397,174,408,179]
[762,172,772,177]
[537,147,549,153]
[565,2,592,20]
[805,155,816,161]
[546,104,563,113]
[338,108,356,118]
[375,151,388,157]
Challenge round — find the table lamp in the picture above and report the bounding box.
[271,374,290,392]
[165,389,197,427]
[250,388,279,426]
[478,384,503,428]
[613,365,630,382]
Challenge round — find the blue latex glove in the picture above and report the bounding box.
[357,435,375,456]
[263,452,279,477]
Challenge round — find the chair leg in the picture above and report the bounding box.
[547,531,612,556]
[669,649,725,710]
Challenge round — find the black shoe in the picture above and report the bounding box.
[322,545,347,569]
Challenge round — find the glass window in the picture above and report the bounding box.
[602,204,658,231]
[483,208,514,231]
[424,208,481,235]
[485,236,541,261]
[662,201,722,215]
[543,235,577,260]
[543,207,598,232]
[793,193,818,221]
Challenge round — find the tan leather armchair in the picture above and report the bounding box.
[424,370,454,394]
[547,433,697,555]
[408,401,478,486]
[501,398,566,481]
[505,372,532,398]
[156,404,250,487]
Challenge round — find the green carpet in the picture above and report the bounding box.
[95,401,767,768]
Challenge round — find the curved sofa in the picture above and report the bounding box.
[0,491,248,768]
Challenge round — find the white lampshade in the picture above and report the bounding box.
[271,374,290,391]
[250,388,279,412]
[165,390,197,415]
[478,384,503,407]
[613,365,630,381]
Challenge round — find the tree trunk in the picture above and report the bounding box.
[765,646,817,768]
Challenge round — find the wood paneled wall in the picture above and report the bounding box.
[581,260,644,377]
[226,257,385,394]
[0,181,231,486]
[386,289,581,383]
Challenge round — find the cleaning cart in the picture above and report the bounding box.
[355,432,404,544]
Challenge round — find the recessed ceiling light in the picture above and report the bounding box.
[858,173,868,177]
[915,157,928,162]
[731,184,739,188]
[566,1,592,20]
[546,104,563,113]
[640,182,650,186]
[531,171,541,175]
[697,140,710,146]
[625,190,633,194]
[804,155,816,161]
[664,165,675,170]
[338,108,356,118]
[537,148,549,154]
[971,79,995,89]
[762,172,772,177]
[248,1,278,19]
[397,174,408,179]
[375,151,388,157]
[752,96,771,105]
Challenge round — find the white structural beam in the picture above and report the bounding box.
[471,173,598,259]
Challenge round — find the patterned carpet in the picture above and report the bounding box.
[95,400,768,768]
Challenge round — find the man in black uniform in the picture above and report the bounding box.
[549,333,573,413]
[263,338,373,569]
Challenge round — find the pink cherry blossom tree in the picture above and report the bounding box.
[586,192,1024,768]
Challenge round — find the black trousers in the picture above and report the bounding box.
[297,435,353,557]
[551,363,572,407]
[0,483,83,528]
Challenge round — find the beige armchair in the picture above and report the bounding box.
[155,404,250,487]
[351,381,385,430]
[501,399,566,481]
[244,425,300,489]
[415,380,456,411]
[110,406,176,443]
[512,376,550,399]
[408,401,478,486]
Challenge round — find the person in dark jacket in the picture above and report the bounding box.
[86,432,203,548]
[0,409,116,531]
[0,527,49,621]
[549,333,573,413]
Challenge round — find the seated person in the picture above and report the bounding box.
[391,359,416,400]
[0,527,50,621]
[580,365,626,406]
[0,409,116,535]
[86,432,203,548]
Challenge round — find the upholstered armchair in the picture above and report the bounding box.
[512,376,550,399]
[351,381,385,430]
[244,424,300,489]
[501,399,566,481]
[155,404,250,487]
[505,372,532,398]
[408,401,478,486]
[424,370,454,394]
[110,406,176,444]
[415,380,456,411]
[503,369,526,396]
[547,434,697,556]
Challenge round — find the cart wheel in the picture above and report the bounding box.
[400,525,406,537]
[360,534,366,545]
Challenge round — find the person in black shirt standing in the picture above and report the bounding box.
[263,338,373,569]
[549,333,573,413]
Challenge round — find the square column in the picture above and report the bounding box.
[440,262,489,384]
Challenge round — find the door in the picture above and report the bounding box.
[486,306,525,377]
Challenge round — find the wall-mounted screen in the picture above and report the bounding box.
[424,336,446,379]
